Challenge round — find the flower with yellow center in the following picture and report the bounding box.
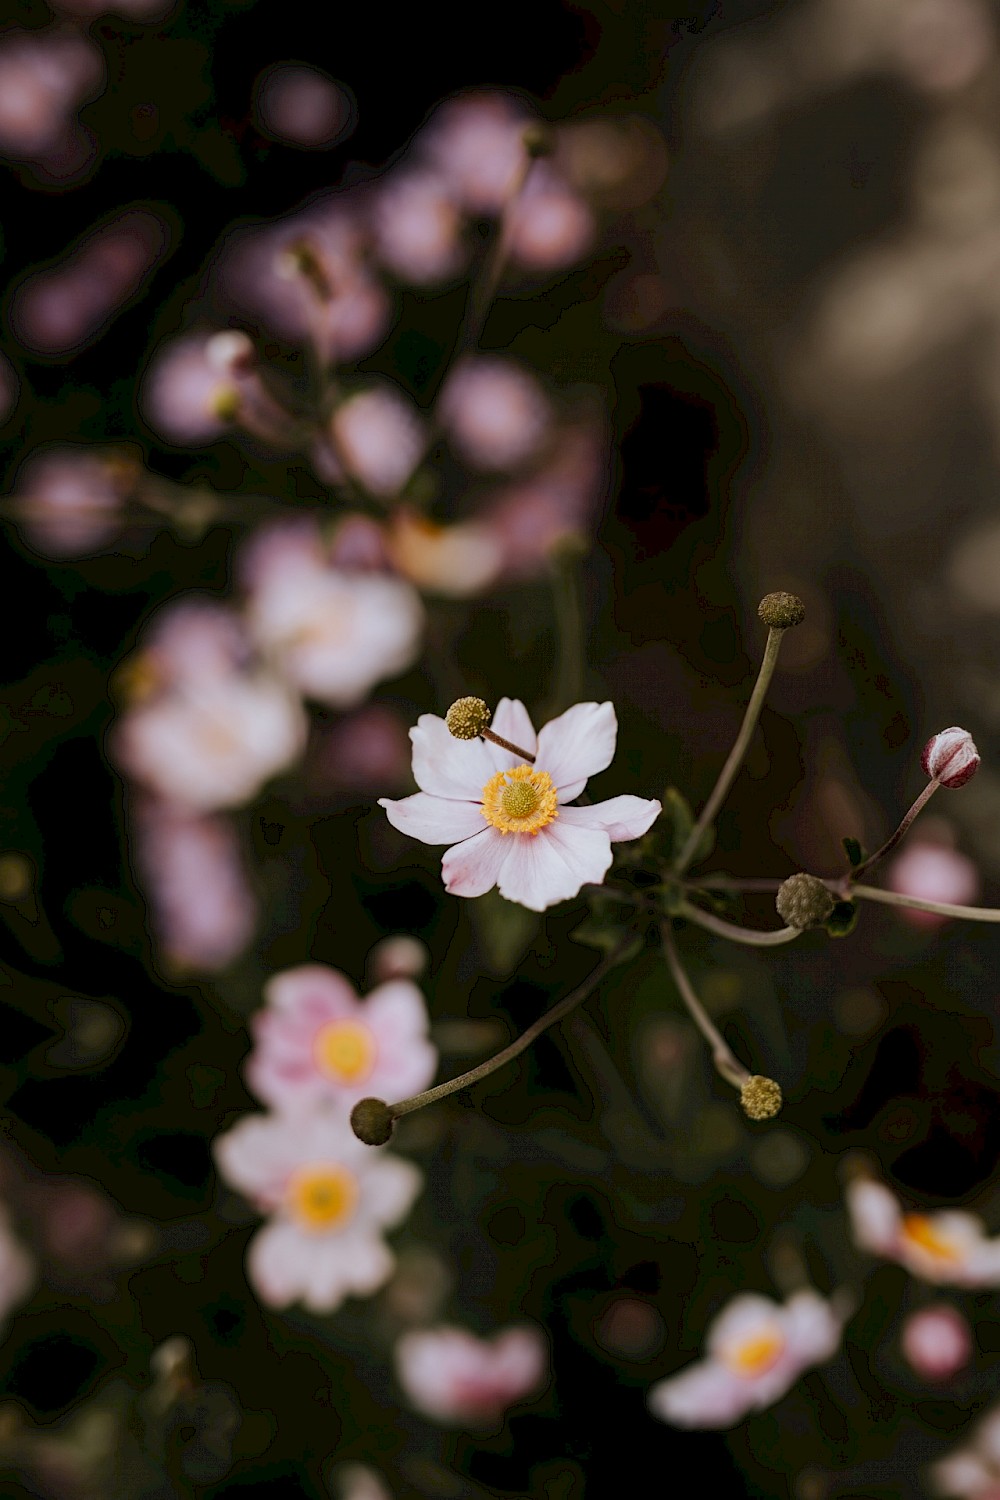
[846,1176,1000,1286]
[380,698,661,911]
[722,1328,786,1378]
[901,1213,962,1264]
[285,1162,359,1233]
[313,1019,377,1084]
[480,764,559,836]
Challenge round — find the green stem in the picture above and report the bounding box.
[661,922,749,1089]
[847,779,940,884]
[678,899,801,947]
[851,884,1000,922]
[674,626,788,875]
[387,942,630,1119]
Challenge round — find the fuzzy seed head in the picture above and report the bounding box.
[445,696,491,740]
[741,1075,783,1121]
[758,591,806,629]
[775,872,835,930]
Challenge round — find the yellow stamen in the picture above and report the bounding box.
[286,1163,358,1232]
[313,1020,377,1084]
[901,1213,962,1262]
[723,1329,786,1377]
[480,764,558,836]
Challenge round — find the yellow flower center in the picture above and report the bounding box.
[723,1328,786,1377]
[480,764,559,836]
[285,1163,358,1233]
[901,1213,962,1262]
[313,1020,377,1083]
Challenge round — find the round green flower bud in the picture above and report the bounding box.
[445,697,491,741]
[758,591,806,629]
[741,1075,783,1121]
[775,872,834,930]
[350,1097,395,1146]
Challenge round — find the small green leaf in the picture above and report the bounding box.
[825,900,859,938]
[842,837,865,869]
[661,786,714,865]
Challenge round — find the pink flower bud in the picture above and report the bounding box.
[921,727,980,787]
[901,1304,972,1380]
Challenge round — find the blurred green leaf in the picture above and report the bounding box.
[842,836,865,868]
[825,900,859,938]
[471,889,539,977]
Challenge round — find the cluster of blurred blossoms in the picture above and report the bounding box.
[211,957,547,1426]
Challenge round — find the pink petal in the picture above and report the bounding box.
[558,795,661,842]
[410,713,496,798]
[496,821,612,911]
[647,1359,755,1429]
[535,702,617,792]
[441,827,511,897]
[265,963,358,1014]
[483,697,537,771]
[380,791,486,844]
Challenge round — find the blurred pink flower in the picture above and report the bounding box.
[112,667,307,812]
[0,28,103,166]
[241,520,423,707]
[0,1207,34,1325]
[369,934,428,983]
[213,1108,422,1312]
[386,510,501,598]
[394,1324,548,1426]
[253,63,352,149]
[372,170,466,284]
[647,1290,846,1429]
[133,595,251,689]
[10,209,170,356]
[846,1177,1000,1286]
[437,356,552,472]
[420,93,530,214]
[506,164,595,272]
[886,834,979,929]
[217,208,391,364]
[141,329,293,448]
[330,383,425,497]
[480,420,608,580]
[245,963,436,1113]
[10,445,135,558]
[131,799,258,972]
[930,1403,1000,1497]
[901,1304,972,1381]
[380,699,661,912]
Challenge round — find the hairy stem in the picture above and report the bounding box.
[661,922,750,1089]
[678,899,801,947]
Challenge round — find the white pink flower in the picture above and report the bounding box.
[922,726,980,788]
[385,510,501,598]
[330,383,426,497]
[131,799,258,973]
[140,330,290,448]
[0,28,103,166]
[244,963,436,1114]
[380,699,660,912]
[930,1404,1000,1498]
[253,64,351,149]
[10,445,131,558]
[901,1304,972,1381]
[213,1108,421,1312]
[420,93,531,215]
[437,356,552,472]
[846,1177,1000,1286]
[506,164,595,272]
[887,831,979,929]
[647,1289,847,1429]
[112,667,307,812]
[372,170,466,284]
[394,1324,548,1426]
[240,520,423,708]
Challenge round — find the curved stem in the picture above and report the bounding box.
[481,728,535,764]
[674,626,787,875]
[687,875,787,893]
[678,899,801,948]
[661,922,749,1089]
[851,884,1000,922]
[387,942,630,1119]
[848,779,940,884]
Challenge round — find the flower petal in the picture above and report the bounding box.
[441,827,511,897]
[264,963,358,1014]
[647,1359,754,1429]
[380,791,486,845]
[535,701,617,791]
[558,796,661,842]
[483,697,537,771]
[410,713,496,798]
[497,821,612,911]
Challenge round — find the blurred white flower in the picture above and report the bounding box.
[394,1324,547,1426]
[245,963,437,1114]
[437,356,552,472]
[901,1304,972,1381]
[372,170,466,284]
[330,383,426,497]
[847,1177,1000,1286]
[648,1289,846,1429]
[930,1403,1000,1497]
[213,1109,422,1312]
